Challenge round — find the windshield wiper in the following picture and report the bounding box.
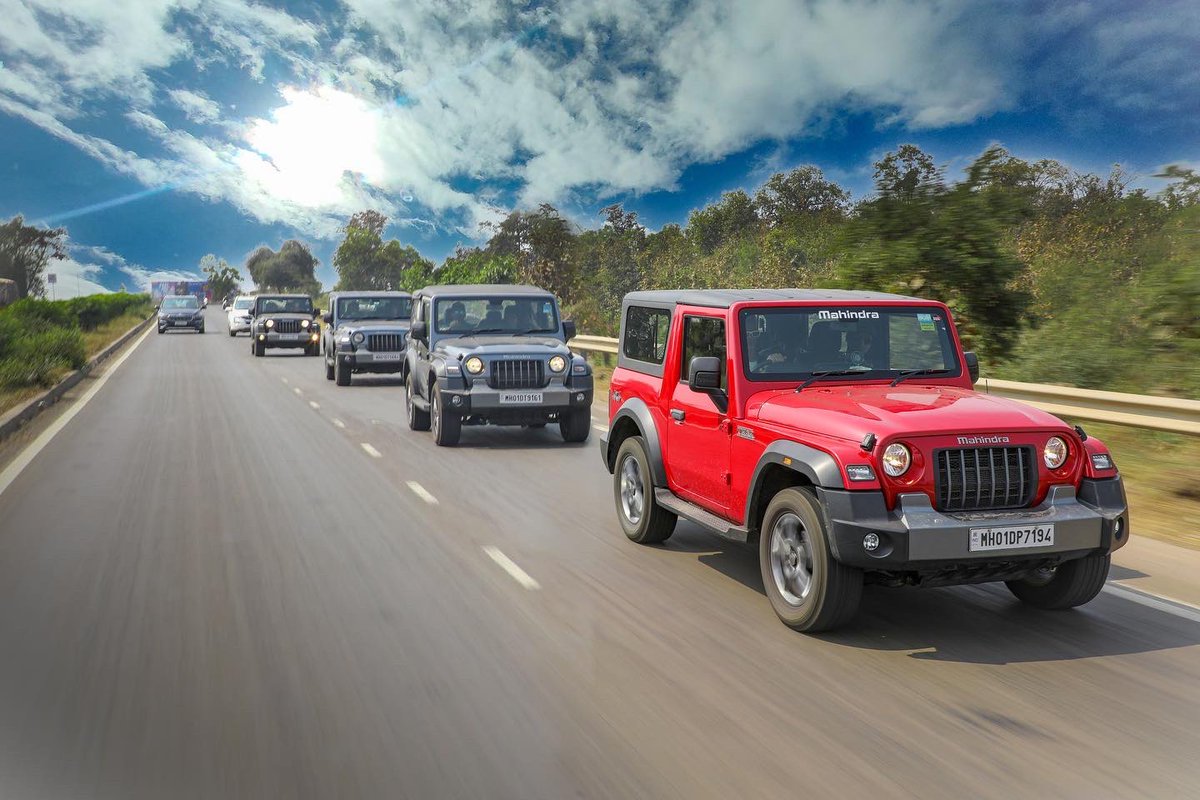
[466,328,511,335]
[890,368,952,387]
[796,370,866,391]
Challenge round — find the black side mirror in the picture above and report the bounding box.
[322,312,332,325]
[964,351,979,383]
[562,319,576,341]
[312,308,321,318]
[410,320,428,341]
[689,356,726,412]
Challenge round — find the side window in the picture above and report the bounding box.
[681,316,727,389]
[623,305,671,364]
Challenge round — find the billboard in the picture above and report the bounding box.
[150,281,209,304]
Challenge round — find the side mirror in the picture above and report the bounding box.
[410,320,428,341]
[562,319,576,341]
[322,312,332,325]
[312,308,321,318]
[964,351,979,383]
[689,356,723,391]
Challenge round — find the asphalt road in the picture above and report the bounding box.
[0,309,1197,799]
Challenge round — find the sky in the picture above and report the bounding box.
[1,0,1197,297]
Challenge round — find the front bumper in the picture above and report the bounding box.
[229,317,251,332]
[438,379,593,423]
[820,477,1129,574]
[335,349,405,372]
[257,331,320,348]
[159,317,202,330]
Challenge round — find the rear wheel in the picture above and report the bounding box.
[335,356,351,386]
[198,324,205,334]
[1005,554,1111,609]
[559,409,590,442]
[325,356,335,381]
[431,386,461,446]
[405,373,430,431]
[759,487,862,632]
[228,329,236,338]
[613,436,675,544]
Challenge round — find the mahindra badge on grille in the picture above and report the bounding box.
[956,435,1010,445]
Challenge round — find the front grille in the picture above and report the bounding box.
[487,359,546,390]
[274,319,302,334]
[367,333,404,352]
[935,446,1036,512]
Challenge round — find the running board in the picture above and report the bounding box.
[654,489,749,543]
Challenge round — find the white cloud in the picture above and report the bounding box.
[167,88,221,123]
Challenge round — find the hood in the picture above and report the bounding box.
[335,320,410,334]
[434,335,568,359]
[160,307,201,316]
[258,312,315,321]
[752,383,1067,442]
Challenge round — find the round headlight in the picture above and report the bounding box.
[464,356,484,375]
[265,319,274,328]
[351,332,365,345]
[1044,436,1068,469]
[548,355,567,373]
[301,319,310,328]
[881,443,911,477]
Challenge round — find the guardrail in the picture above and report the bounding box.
[571,335,1200,436]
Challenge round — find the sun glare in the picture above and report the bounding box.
[239,87,384,207]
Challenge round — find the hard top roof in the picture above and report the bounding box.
[414,284,553,298]
[329,290,412,298]
[254,293,312,299]
[623,288,925,308]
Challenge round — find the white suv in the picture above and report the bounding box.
[227,295,254,336]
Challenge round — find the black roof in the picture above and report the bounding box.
[328,290,412,298]
[254,293,312,299]
[413,284,553,298]
[623,288,925,308]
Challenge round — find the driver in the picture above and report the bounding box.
[443,301,467,331]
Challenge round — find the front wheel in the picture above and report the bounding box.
[325,356,334,381]
[334,356,351,386]
[228,329,236,338]
[431,386,461,446]
[613,436,675,544]
[1005,554,1110,609]
[405,373,430,431]
[559,409,590,442]
[759,487,862,632]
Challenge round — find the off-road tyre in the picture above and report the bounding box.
[1005,553,1111,610]
[613,436,675,544]
[431,386,461,446]
[335,356,352,386]
[228,329,236,337]
[559,409,590,442]
[325,356,335,381]
[253,341,265,357]
[759,487,862,632]
[405,373,430,431]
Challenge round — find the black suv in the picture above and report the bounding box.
[404,284,593,446]
[157,295,204,333]
[249,294,321,357]
[322,291,413,386]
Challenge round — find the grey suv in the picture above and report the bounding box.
[249,294,321,357]
[322,291,413,386]
[404,284,593,446]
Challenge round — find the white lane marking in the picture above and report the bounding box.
[332,418,346,429]
[406,481,438,505]
[0,325,154,498]
[360,443,382,458]
[593,424,607,433]
[293,387,302,396]
[1103,583,1200,623]
[281,377,289,384]
[309,401,320,410]
[483,546,541,590]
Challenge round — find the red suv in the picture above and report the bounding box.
[600,290,1128,632]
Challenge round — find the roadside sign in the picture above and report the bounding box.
[47,273,57,284]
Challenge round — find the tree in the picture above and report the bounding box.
[244,240,321,295]
[483,204,578,301]
[1156,165,1200,211]
[333,211,433,291]
[0,216,67,298]
[753,166,850,227]
[199,254,242,301]
[686,190,758,253]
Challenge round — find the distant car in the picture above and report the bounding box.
[157,295,204,334]
[227,295,254,337]
[322,291,413,386]
[249,294,321,357]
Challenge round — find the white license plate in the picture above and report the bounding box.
[969,524,1055,552]
[172,320,188,326]
[373,352,402,362]
[499,391,543,405]
[277,333,300,341]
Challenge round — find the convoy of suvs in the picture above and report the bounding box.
[195,283,1129,632]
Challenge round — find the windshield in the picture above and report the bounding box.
[434,297,559,335]
[162,297,199,310]
[233,297,253,310]
[337,296,412,321]
[740,307,960,381]
[257,297,313,314]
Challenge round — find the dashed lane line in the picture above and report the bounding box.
[281,377,289,384]
[309,401,320,410]
[1103,582,1200,624]
[406,481,438,505]
[332,419,346,429]
[482,546,541,590]
[293,387,302,396]
[360,443,382,458]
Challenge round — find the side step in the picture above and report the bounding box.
[654,489,750,543]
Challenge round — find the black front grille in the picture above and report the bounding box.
[487,359,546,390]
[274,319,302,334]
[935,446,1036,512]
[367,333,404,352]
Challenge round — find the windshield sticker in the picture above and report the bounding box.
[917,313,936,331]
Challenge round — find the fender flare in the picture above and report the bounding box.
[744,440,845,529]
[606,397,668,487]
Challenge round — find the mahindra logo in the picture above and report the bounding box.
[818,309,879,320]
[957,435,1010,445]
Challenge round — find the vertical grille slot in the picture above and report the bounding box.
[935,446,1035,512]
[487,359,546,390]
[274,319,302,334]
[367,333,404,352]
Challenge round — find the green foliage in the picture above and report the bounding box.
[245,240,321,295]
[200,254,241,301]
[333,211,435,292]
[0,215,68,299]
[433,247,517,286]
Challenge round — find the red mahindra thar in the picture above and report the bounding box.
[600,289,1128,632]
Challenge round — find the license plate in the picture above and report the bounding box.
[969,524,1055,552]
[499,391,543,405]
[373,352,402,362]
[278,333,299,341]
[172,320,187,326]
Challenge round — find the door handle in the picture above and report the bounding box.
[670,409,686,422]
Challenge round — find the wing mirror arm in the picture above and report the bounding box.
[688,356,728,413]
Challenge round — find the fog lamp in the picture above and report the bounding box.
[451,396,463,406]
[863,533,881,552]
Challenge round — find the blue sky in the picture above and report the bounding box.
[1,0,1197,296]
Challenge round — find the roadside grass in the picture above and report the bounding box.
[81,311,150,359]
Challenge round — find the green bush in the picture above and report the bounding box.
[0,326,87,389]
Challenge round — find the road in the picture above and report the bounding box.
[0,308,1197,799]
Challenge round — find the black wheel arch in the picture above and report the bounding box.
[744,441,845,537]
[603,398,667,487]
